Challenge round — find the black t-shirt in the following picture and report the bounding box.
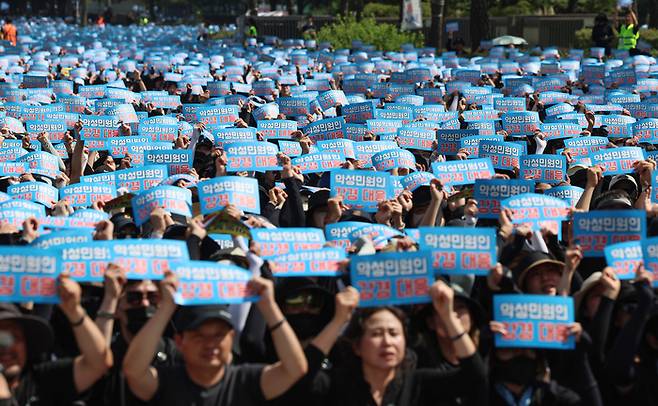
[86,334,180,406]
[12,358,78,406]
[152,363,265,406]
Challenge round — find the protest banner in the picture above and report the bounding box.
[0,247,59,303]
[197,176,260,215]
[250,228,326,258]
[350,251,433,307]
[493,294,575,350]
[519,154,567,183]
[478,140,525,171]
[544,186,584,207]
[225,141,280,172]
[418,227,496,275]
[474,179,535,219]
[501,193,569,236]
[61,242,113,282]
[574,210,645,257]
[431,158,494,186]
[59,184,116,208]
[330,169,393,211]
[172,261,258,305]
[269,247,347,277]
[131,185,192,226]
[605,240,643,280]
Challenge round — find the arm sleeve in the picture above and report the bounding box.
[604,281,655,385]
[32,358,79,402]
[280,177,305,228]
[586,296,614,370]
[416,353,488,406]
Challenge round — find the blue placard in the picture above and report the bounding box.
[113,165,168,192]
[138,123,179,142]
[7,182,58,208]
[59,183,117,208]
[495,97,526,113]
[474,179,535,219]
[80,171,117,189]
[396,127,435,151]
[60,241,113,282]
[605,240,643,280]
[330,169,393,212]
[0,161,28,177]
[0,247,59,304]
[351,251,432,307]
[642,238,658,287]
[519,155,567,183]
[544,186,584,208]
[25,120,67,141]
[277,97,312,116]
[459,134,504,157]
[539,123,582,140]
[305,117,346,142]
[269,247,347,277]
[632,118,658,143]
[501,193,569,235]
[501,111,540,136]
[317,139,355,159]
[371,149,416,171]
[17,151,61,179]
[197,176,260,215]
[225,141,280,172]
[80,115,120,139]
[347,223,405,245]
[325,221,370,249]
[292,152,344,174]
[342,101,376,124]
[419,227,496,276]
[493,294,575,350]
[144,150,193,176]
[131,185,192,226]
[437,129,479,155]
[478,140,524,170]
[196,105,239,126]
[211,127,257,148]
[71,209,110,223]
[250,228,326,259]
[431,158,494,186]
[0,200,45,230]
[31,229,93,250]
[589,147,645,175]
[109,240,190,280]
[317,90,348,110]
[366,119,404,137]
[573,210,645,257]
[256,120,297,139]
[401,171,436,191]
[172,261,258,305]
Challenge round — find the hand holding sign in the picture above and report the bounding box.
[334,286,360,325]
[57,273,84,322]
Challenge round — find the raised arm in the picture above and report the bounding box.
[311,287,360,355]
[248,276,308,400]
[94,263,126,344]
[57,273,113,393]
[123,272,178,401]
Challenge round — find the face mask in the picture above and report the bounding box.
[125,306,156,336]
[493,355,538,386]
[287,314,324,341]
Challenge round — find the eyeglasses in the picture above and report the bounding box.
[126,291,160,307]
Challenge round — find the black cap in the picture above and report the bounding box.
[174,305,234,332]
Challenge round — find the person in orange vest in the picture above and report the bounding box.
[2,18,16,46]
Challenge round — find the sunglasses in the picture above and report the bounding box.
[284,292,325,311]
[126,291,160,307]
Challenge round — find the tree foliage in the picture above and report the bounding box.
[311,15,424,50]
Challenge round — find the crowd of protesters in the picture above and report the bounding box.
[0,16,651,406]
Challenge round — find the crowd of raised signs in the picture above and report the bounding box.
[0,15,656,406]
